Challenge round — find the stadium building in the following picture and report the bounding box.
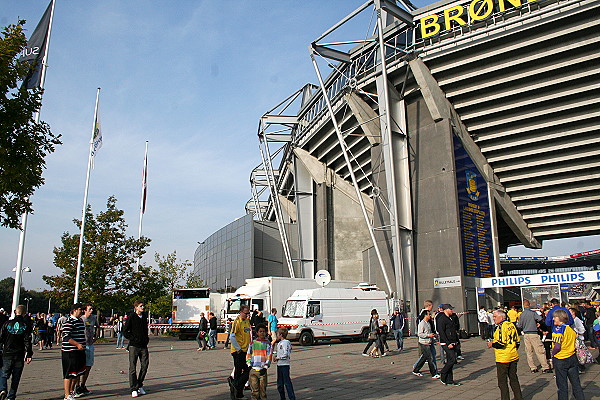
[195,0,600,332]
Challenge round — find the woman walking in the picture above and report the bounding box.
[551,309,584,400]
[362,309,384,357]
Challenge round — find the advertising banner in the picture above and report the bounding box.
[454,135,494,278]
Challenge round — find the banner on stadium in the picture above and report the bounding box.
[480,270,600,288]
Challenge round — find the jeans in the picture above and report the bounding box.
[277,365,296,400]
[128,346,149,392]
[232,351,250,398]
[116,332,125,348]
[413,343,438,373]
[587,325,599,348]
[496,360,524,400]
[0,356,24,400]
[413,343,438,376]
[208,329,217,348]
[440,345,457,384]
[553,354,584,400]
[393,329,404,350]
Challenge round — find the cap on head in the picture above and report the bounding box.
[394,307,399,312]
[438,304,444,309]
[442,304,454,310]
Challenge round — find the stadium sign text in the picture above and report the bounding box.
[479,270,600,288]
[419,0,538,39]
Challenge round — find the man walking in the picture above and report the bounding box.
[208,312,217,349]
[412,310,440,379]
[390,307,405,351]
[123,300,149,398]
[267,308,278,343]
[0,305,33,400]
[61,304,87,400]
[488,310,524,400]
[518,300,552,373]
[478,306,489,340]
[76,304,98,396]
[437,304,461,386]
[228,305,251,400]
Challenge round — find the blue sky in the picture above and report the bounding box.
[1,0,598,291]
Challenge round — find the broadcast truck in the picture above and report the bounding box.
[222,276,360,322]
[171,288,227,339]
[277,285,390,345]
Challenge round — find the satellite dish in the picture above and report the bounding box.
[315,270,331,287]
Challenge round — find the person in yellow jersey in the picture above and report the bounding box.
[551,309,584,400]
[507,306,519,324]
[228,305,252,400]
[487,310,523,400]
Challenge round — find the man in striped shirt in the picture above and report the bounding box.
[61,303,86,400]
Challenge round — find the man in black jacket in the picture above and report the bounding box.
[0,305,33,400]
[123,300,149,398]
[437,304,461,386]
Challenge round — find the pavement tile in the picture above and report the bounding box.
[13,335,599,399]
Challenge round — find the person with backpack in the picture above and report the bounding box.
[0,305,33,400]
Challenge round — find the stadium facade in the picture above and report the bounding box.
[195,0,600,332]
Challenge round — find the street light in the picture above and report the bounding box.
[11,267,32,317]
[24,297,32,314]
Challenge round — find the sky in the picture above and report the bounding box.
[1,0,598,292]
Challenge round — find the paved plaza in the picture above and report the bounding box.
[14,335,600,400]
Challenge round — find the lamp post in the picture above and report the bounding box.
[24,297,32,314]
[11,267,31,318]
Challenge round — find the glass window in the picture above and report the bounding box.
[307,301,321,318]
[282,300,306,318]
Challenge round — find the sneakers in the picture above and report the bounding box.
[542,368,553,373]
[77,385,91,396]
[530,369,539,373]
[457,355,465,360]
[64,396,75,400]
[131,391,138,398]
[412,372,423,377]
[432,374,441,379]
[362,353,369,357]
[0,390,7,400]
[138,387,146,395]
[71,389,83,398]
[442,381,461,386]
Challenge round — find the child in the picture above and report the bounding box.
[274,327,296,400]
[246,324,272,400]
[380,319,390,354]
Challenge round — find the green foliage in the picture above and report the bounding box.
[0,278,55,315]
[0,21,61,229]
[43,196,152,313]
[155,251,190,291]
[185,271,205,289]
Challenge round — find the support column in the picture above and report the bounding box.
[293,156,315,279]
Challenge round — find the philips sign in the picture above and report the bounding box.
[480,271,600,288]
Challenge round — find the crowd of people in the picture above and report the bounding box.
[0,297,598,400]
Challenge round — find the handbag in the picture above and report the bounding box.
[575,338,594,364]
[368,332,377,340]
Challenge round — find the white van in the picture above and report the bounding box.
[277,287,389,345]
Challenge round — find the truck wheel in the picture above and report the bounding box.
[299,331,314,346]
[360,328,369,342]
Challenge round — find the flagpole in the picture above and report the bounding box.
[11,0,56,318]
[74,87,101,304]
[136,141,148,270]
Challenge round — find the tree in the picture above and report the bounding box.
[150,251,194,317]
[43,196,152,313]
[0,21,61,229]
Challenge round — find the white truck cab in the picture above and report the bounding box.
[278,286,389,345]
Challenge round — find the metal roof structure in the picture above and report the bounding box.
[248,0,600,251]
